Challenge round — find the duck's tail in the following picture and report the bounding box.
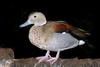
[79,39,95,56]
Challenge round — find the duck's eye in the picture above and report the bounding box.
[34,15,37,18]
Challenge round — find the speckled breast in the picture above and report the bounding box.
[28,26,48,50]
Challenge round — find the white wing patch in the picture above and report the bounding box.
[62,32,67,34]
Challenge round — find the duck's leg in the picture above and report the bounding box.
[36,50,51,63]
[47,51,60,65]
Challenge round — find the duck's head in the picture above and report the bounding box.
[20,12,47,27]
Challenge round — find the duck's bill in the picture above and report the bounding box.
[20,20,33,28]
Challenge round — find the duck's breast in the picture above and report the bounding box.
[29,26,47,49]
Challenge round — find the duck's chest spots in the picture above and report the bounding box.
[29,27,47,47]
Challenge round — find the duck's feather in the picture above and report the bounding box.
[47,21,90,39]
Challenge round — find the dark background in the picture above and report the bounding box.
[0,1,99,59]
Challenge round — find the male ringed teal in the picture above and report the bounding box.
[20,12,89,65]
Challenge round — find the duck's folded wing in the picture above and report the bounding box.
[52,22,90,38]
[69,28,90,38]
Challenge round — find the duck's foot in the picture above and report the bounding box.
[36,56,49,63]
[36,51,51,63]
[47,51,60,65]
[47,57,58,65]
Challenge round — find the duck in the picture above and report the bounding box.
[20,12,90,65]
